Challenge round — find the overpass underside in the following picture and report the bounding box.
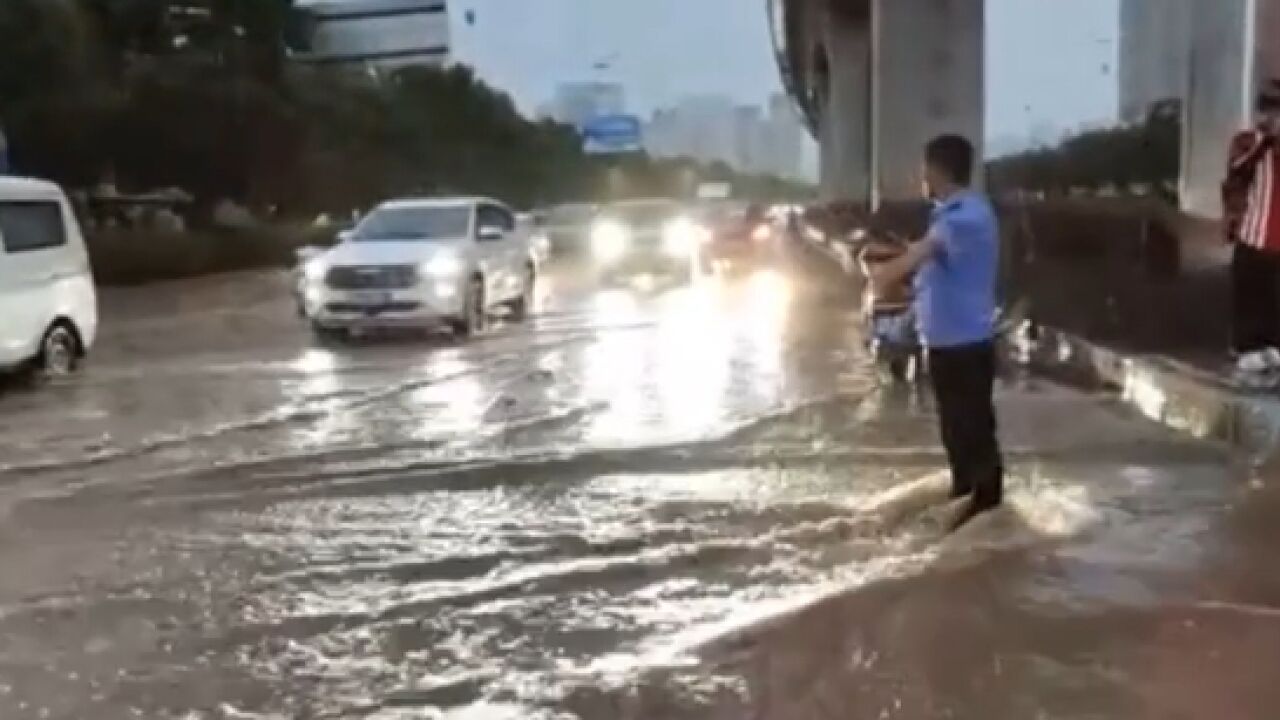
[774,0,984,205]
[775,0,1280,218]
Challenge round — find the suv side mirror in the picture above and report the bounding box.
[477,225,505,241]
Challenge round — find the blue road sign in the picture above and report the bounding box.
[581,114,642,155]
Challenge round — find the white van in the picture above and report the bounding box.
[0,177,97,377]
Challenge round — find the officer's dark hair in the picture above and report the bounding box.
[925,134,974,187]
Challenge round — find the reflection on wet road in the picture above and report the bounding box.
[0,255,1276,719]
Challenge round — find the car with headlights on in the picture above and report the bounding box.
[538,202,597,257]
[698,202,774,274]
[588,199,706,284]
[297,197,537,340]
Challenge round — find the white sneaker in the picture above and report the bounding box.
[1236,351,1272,374]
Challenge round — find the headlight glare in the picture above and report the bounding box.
[303,260,327,282]
[422,254,464,278]
[591,220,629,260]
[662,217,706,256]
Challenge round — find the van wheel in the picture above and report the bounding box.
[507,265,535,322]
[451,277,486,338]
[37,324,80,378]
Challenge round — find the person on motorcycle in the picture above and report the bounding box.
[705,202,772,272]
[858,229,921,381]
[742,202,772,243]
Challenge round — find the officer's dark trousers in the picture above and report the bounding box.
[927,340,1003,509]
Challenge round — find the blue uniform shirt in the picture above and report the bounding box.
[913,190,999,348]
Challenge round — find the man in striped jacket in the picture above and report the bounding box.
[1224,82,1280,374]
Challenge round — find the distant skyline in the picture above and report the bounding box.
[450,0,1120,148]
[450,0,780,115]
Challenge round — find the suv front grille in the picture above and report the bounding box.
[326,264,417,290]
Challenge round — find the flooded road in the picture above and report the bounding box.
[0,253,1275,719]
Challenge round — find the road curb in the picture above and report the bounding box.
[1012,327,1280,463]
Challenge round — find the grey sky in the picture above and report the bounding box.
[987,0,1118,143]
[452,0,1120,144]
[451,0,780,114]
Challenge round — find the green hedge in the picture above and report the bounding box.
[87,224,337,286]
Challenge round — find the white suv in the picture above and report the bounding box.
[0,177,98,378]
[297,197,538,339]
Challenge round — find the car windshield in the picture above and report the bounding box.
[608,202,681,226]
[353,206,471,241]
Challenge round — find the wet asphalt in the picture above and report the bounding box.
[0,248,1276,720]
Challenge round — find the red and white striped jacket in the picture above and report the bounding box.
[1224,129,1280,252]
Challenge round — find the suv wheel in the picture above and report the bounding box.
[452,277,486,338]
[508,265,535,321]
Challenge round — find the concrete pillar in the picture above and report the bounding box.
[1181,0,1252,217]
[818,1,873,203]
[1258,0,1280,81]
[870,0,985,205]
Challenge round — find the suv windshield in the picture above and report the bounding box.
[353,206,471,242]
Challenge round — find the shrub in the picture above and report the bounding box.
[87,224,335,285]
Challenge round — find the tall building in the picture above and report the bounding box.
[643,94,737,168]
[644,108,682,159]
[733,105,766,174]
[1119,0,1192,124]
[301,0,452,70]
[763,92,805,179]
[686,95,740,167]
[548,82,627,130]
[643,92,810,181]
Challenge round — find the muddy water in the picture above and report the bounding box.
[0,257,1273,720]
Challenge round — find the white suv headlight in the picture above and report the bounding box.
[303,260,327,282]
[421,254,464,278]
[662,217,706,256]
[591,220,629,261]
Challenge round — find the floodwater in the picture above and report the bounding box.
[0,251,1276,720]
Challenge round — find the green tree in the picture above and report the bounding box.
[0,0,115,182]
[1,0,613,217]
[987,101,1182,199]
